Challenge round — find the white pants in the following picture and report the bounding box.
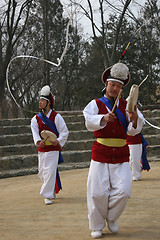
[38,151,59,199]
[87,160,132,231]
[129,144,142,180]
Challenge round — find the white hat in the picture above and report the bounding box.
[40,85,55,106]
[102,62,130,86]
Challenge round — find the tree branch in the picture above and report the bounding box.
[111,0,132,62]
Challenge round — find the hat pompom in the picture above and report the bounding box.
[102,62,130,86]
[40,85,55,107]
[40,85,50,96]
[110,63,129,80]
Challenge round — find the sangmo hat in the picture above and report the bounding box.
[102,62,130,86]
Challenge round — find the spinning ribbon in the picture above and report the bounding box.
[145,119,160,130]
[6,3,81,111]
[137,101,160,130]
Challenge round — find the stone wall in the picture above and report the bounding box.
[0,109,160,178]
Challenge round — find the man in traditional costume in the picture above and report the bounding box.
[83,62,145,238]
[31,85,69,205]
[127,132,150,181]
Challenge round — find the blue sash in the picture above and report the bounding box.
[99,96,128,132]
[37,112,59,136]
[37,112,64,164]
[140,133,150,171]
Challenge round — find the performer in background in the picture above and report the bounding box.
[31,85,69,205]
[127,132,150,181]
[83,62,145,238]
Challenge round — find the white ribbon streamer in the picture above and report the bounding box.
[137,101,160,130]
[6,4,80,110]
[145,119,160,130]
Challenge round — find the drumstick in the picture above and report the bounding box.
[44,136,49,143]
[112,89,122,113]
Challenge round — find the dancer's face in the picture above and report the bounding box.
[39,98,49,109]
[105,81,123,100]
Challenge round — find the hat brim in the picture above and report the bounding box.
[102,66,130,86]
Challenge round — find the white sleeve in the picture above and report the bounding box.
[30,116,41,146]
[55,114,69,147]
[83,100,106,132]
[127,107,145,136]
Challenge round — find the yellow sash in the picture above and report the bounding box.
[97,138,126,147]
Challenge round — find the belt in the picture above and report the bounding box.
[97,138,126,147]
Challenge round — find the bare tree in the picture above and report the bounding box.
[0,0,32,119]
[67,0,144,68]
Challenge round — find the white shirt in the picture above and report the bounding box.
[83,97,145,136]
[31,109,69,147]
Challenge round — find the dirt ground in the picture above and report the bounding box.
[0,161,160,240]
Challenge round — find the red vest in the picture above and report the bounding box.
[36,111,61,152]
[92,98,130,164]
[126,134,142,145]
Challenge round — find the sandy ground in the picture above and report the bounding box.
[0,162,160,240]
